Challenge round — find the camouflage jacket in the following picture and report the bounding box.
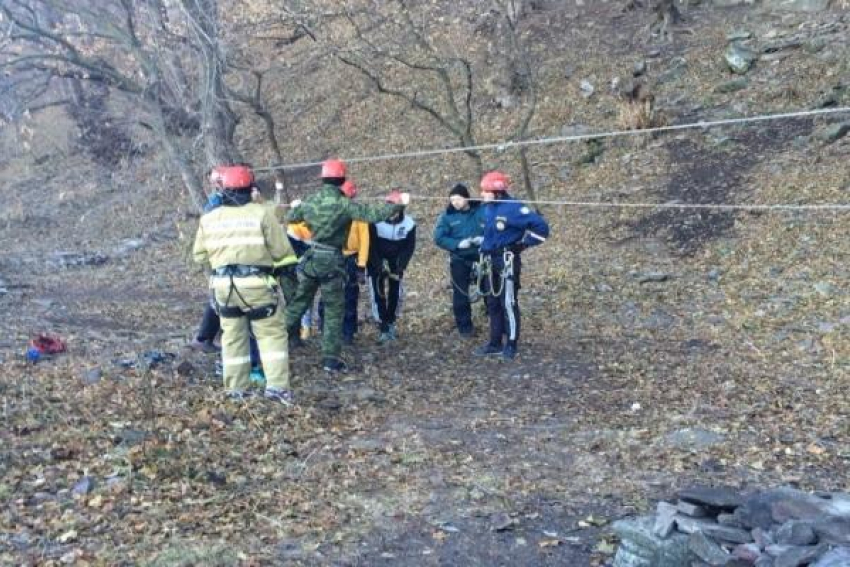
[286,184,401,250]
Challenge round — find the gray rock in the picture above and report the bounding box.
[752,527,775,548]
[716,78,749,93]
[654,502,678,538]
[813,517,850,544]
[635,271,670,284]
[689,532,730,566]
[613,517,692,567]
[677,501,708,517]
[815,123,850,144]
[736,488,824,530]
[72,476,95,496]
[734,543,762,562]
[633,60,647,77]
[82,368,103,385]
[679,486,744,510]
[725,43,757,74]
[774,521,816,546]
[774,545,828,567]
[727,30,753,41]
[812,547,850,566]
[763,0,832,11]
[675,516,754,544]
[665,429,727,451]
[717,513,743,528]
[580,80,595,98]
[755,557,776,567]
[659,57,688,83]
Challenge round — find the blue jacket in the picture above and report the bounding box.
[433,202,485,261]
[480,193,549,254]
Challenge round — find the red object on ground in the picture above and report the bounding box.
[29,335,67,355]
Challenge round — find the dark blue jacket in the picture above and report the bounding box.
[480,193,549,254]
[433,201,485,261]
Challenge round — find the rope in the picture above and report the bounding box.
[352,194,850,213]
[254,106,850,173]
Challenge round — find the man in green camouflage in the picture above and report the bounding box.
[285,159,410,373]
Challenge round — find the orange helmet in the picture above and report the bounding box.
[341,180,357,198]
[211,165,254,190]
[480,171,510,192]
[321,159,346,179]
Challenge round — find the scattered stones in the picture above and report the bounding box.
[715,78,749,94]
[775,521,816,546]
[774,544,827,567]
[814,123,850,144]
[689,531,730,566]
[616,487,850,566]
[813,547,850,566]
[679,487,744,511]
[725,43,758,74]
[655,502,679,538]
[49,251,109,269]
[664,428,727,452]
[726,30,752,41]
[635,271,670,284]
[677,501,707,518]
[613,516,691,567]
[763,0,832,11]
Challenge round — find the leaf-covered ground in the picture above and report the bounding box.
[2,3,849,566]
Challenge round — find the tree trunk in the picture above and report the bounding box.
[518,147,537,203]
[150,104,205,212]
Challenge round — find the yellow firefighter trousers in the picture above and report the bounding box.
[212,276,289,392]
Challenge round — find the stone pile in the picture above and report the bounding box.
[613,486,850,567]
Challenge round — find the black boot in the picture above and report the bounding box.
[288,325,305,348]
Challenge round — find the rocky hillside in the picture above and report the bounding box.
[1,2,848,565]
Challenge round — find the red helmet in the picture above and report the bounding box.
[385,189,403,204]
[321,159,346,179]
[341,180,357,198]
[211,165,254,190]
[480,170,510,192]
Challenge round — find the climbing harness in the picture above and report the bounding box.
[475,250,515,299]
[211,265,279,321]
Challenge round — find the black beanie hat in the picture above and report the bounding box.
[449,183,470,199]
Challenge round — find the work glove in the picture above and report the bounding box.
[386,191,411,206]
[458,238,472,250]
[289,199,302,208]
[471,236,484,246]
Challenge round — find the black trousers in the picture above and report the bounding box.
[449,256,476,332]
[196,302,220,342]
[368,257,403,333]
[482,252,522,348]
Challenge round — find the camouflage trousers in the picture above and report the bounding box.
[285,248,346,360]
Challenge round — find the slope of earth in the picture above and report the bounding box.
[1,2,849,566]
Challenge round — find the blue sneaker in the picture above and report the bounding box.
[388,324,398,340]
[249,367,266,386]
[473,343,502,357]
[377,332,393,344]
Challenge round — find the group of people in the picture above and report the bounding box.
[191,159,549,405]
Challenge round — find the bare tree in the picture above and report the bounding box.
[0,0,248,211]
[285,0,540,197]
